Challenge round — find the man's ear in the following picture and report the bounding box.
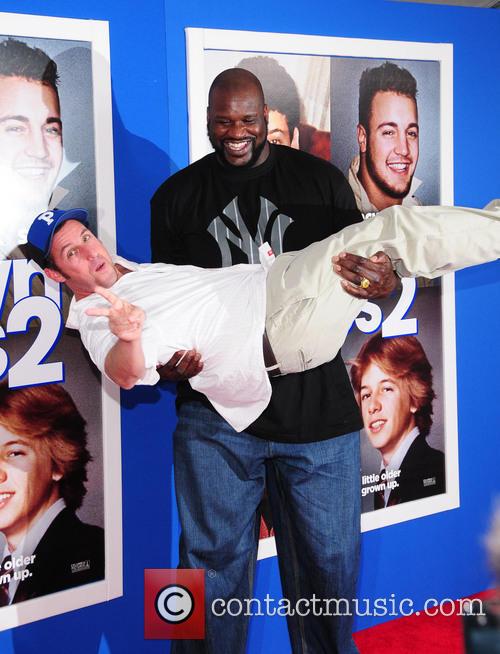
[44,267,66,284]
[357,124,367,154]
[290,126,300,150]
[263,103,269,124]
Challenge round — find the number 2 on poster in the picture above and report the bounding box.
[5,296,64,387]
[355,278,418,336]
[0,260,64,387]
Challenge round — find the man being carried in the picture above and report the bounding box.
[28,202,500,433]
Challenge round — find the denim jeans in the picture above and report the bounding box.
[171,402,360,654]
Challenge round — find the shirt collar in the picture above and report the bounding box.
[382,426,420,473]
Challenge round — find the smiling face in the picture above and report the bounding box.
[358,91,419,211]
[207,83,269,168]
[0,425,61,551]
[0,76,63,243]
[46,220,118,299]
[359,363,417,465]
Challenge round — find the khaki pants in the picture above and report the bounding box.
[265,203,500,375]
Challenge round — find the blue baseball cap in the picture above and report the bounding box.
[27,208,89,260]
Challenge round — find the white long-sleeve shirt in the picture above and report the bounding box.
[67,257,271,432]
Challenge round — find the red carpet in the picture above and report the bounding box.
[353,590,495,654]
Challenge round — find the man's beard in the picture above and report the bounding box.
[365,147,413,201]
[208,129,268,168]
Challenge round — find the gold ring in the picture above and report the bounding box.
[360,277,370,289]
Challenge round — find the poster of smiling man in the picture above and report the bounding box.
[328,55,448,522]
[0,12,121,630]
[185,28,458,558]
[330,57,440,215]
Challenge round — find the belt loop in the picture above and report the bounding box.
[263,331,281,377]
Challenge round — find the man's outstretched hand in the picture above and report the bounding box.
[157,349,203,382]
[85,286,147,388]
[332,251,399,299]
[86,286,145,342]
[86,287,203,383]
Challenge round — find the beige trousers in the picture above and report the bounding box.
[265,203,500,375]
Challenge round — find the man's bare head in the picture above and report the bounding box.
[208,68,265,109]
[207,68,269,168]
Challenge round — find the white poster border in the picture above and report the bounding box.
[0,12,121,628]
[185,27,457,559]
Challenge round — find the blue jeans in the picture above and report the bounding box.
[171,403,360,654]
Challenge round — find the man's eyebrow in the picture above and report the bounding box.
[377,120,419,130]
[0,114,29,124]
[375,377,396,385]
[360,377,395,390]
[46,117,63,127]
[268,128,286,135]
[213,112,259,119]
[0,438,32,448]
[0,115,62,127]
